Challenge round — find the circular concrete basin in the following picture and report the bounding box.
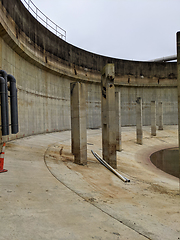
[150,147,179,178]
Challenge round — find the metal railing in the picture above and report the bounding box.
[21,0,66,41]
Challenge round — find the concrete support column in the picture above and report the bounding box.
[101,64,117,169]
[158,102,163,130]
[70,82,87,165]
[115,91,122,151]
[136,97,143,145]
[151,101,156,136]
[176,31,180,187]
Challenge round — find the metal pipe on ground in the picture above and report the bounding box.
[91,150,130,183]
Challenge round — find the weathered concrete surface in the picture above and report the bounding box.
[158,102,163,130]
[115,91,122,151]
[0,0,178,144]
[151,101,156,136]
[101,64,117,168]
[70,82,87,165]
[136,97,143,144]
[0,126,179,240]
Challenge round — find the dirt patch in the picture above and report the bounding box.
[148,183,179,197]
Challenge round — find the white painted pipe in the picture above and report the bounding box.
[91,150,130,182]
[149,55,177,62]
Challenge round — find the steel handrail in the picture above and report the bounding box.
[20,0,66,41]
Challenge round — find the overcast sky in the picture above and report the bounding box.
[28,0,180,61]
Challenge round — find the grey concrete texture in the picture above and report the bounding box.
[115,91,122,151]
[0,0,178,144]
[70,82,87,165]
[0,126,179,240]
[101,64,117,168]
[151,101,156,136]
[1,0,177,78]
[136,97,143,144]
[158,102,163,130]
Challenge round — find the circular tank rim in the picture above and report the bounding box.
[150,146,179,178]
[136,144,179,181]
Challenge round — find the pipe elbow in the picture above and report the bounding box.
[0,70,8,79]
[7,74,16,83]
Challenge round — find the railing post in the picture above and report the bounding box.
[36,7,38,19]
[28,0,30,10]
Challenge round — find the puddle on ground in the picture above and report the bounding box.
[150,148,179,178]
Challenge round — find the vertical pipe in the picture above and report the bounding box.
[0,77,7,136]
[136,97,143,144]
[0,70,9,135]
[70,83,75,155]
[151,101,156,136]
[7,74,18,134]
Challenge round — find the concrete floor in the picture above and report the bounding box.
[0,126,179,240]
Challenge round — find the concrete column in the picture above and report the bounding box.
[158,102,163,130]
[115,91,122,151]
[151,101,156,136]
[136,97,143,145]
[70,82,87,165]
[101,64,117,169]
[176,31,180,188]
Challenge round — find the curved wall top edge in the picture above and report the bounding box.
[0,0,177,81]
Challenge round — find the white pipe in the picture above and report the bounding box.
[149,55,177,62]
[91,150,130,183]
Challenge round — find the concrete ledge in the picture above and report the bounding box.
[0,0,177,84]
[0,0,178,141]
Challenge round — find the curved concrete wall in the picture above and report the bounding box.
[0,0,178,140]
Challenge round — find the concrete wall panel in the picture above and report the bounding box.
[0,0,178,141]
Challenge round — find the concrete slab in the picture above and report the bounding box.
[0,126,179,240]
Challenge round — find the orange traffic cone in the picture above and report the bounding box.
[0,143,8,173]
